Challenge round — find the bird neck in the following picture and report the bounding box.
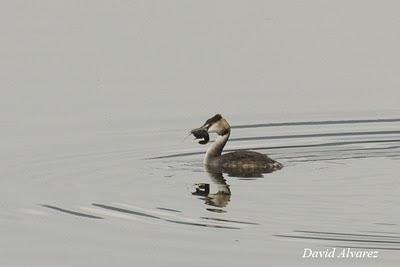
[204,131,230,164]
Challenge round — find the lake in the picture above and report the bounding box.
[1,1,400,266]
[1,113,399,266]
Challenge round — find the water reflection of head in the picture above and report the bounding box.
[192,170,231,208]
[192,163,271,210]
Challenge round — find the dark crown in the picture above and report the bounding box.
[205,114,222,125]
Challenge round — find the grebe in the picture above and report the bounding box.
[191,114,283,175]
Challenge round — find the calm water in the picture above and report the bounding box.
[2,1,400,265]
[1,114,399,266]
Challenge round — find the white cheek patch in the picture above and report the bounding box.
[208,124,218,133]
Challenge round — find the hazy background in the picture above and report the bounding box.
[1,0,399,125]
[1,2,400,266]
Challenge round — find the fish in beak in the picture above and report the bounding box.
[191,125,210,145]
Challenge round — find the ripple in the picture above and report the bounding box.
[232,118,400,129]
[275,229,400,246]
[41,204,103,219]
[148,139,400,160]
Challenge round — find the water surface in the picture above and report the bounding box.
[1,115,399,266]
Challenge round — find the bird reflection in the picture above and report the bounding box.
[192,166,265,212]
[192,171,231,209]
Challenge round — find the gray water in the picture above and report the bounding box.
[1,114,400,266]
[2,1,400,266]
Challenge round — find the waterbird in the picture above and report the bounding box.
[191,114,283,175]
